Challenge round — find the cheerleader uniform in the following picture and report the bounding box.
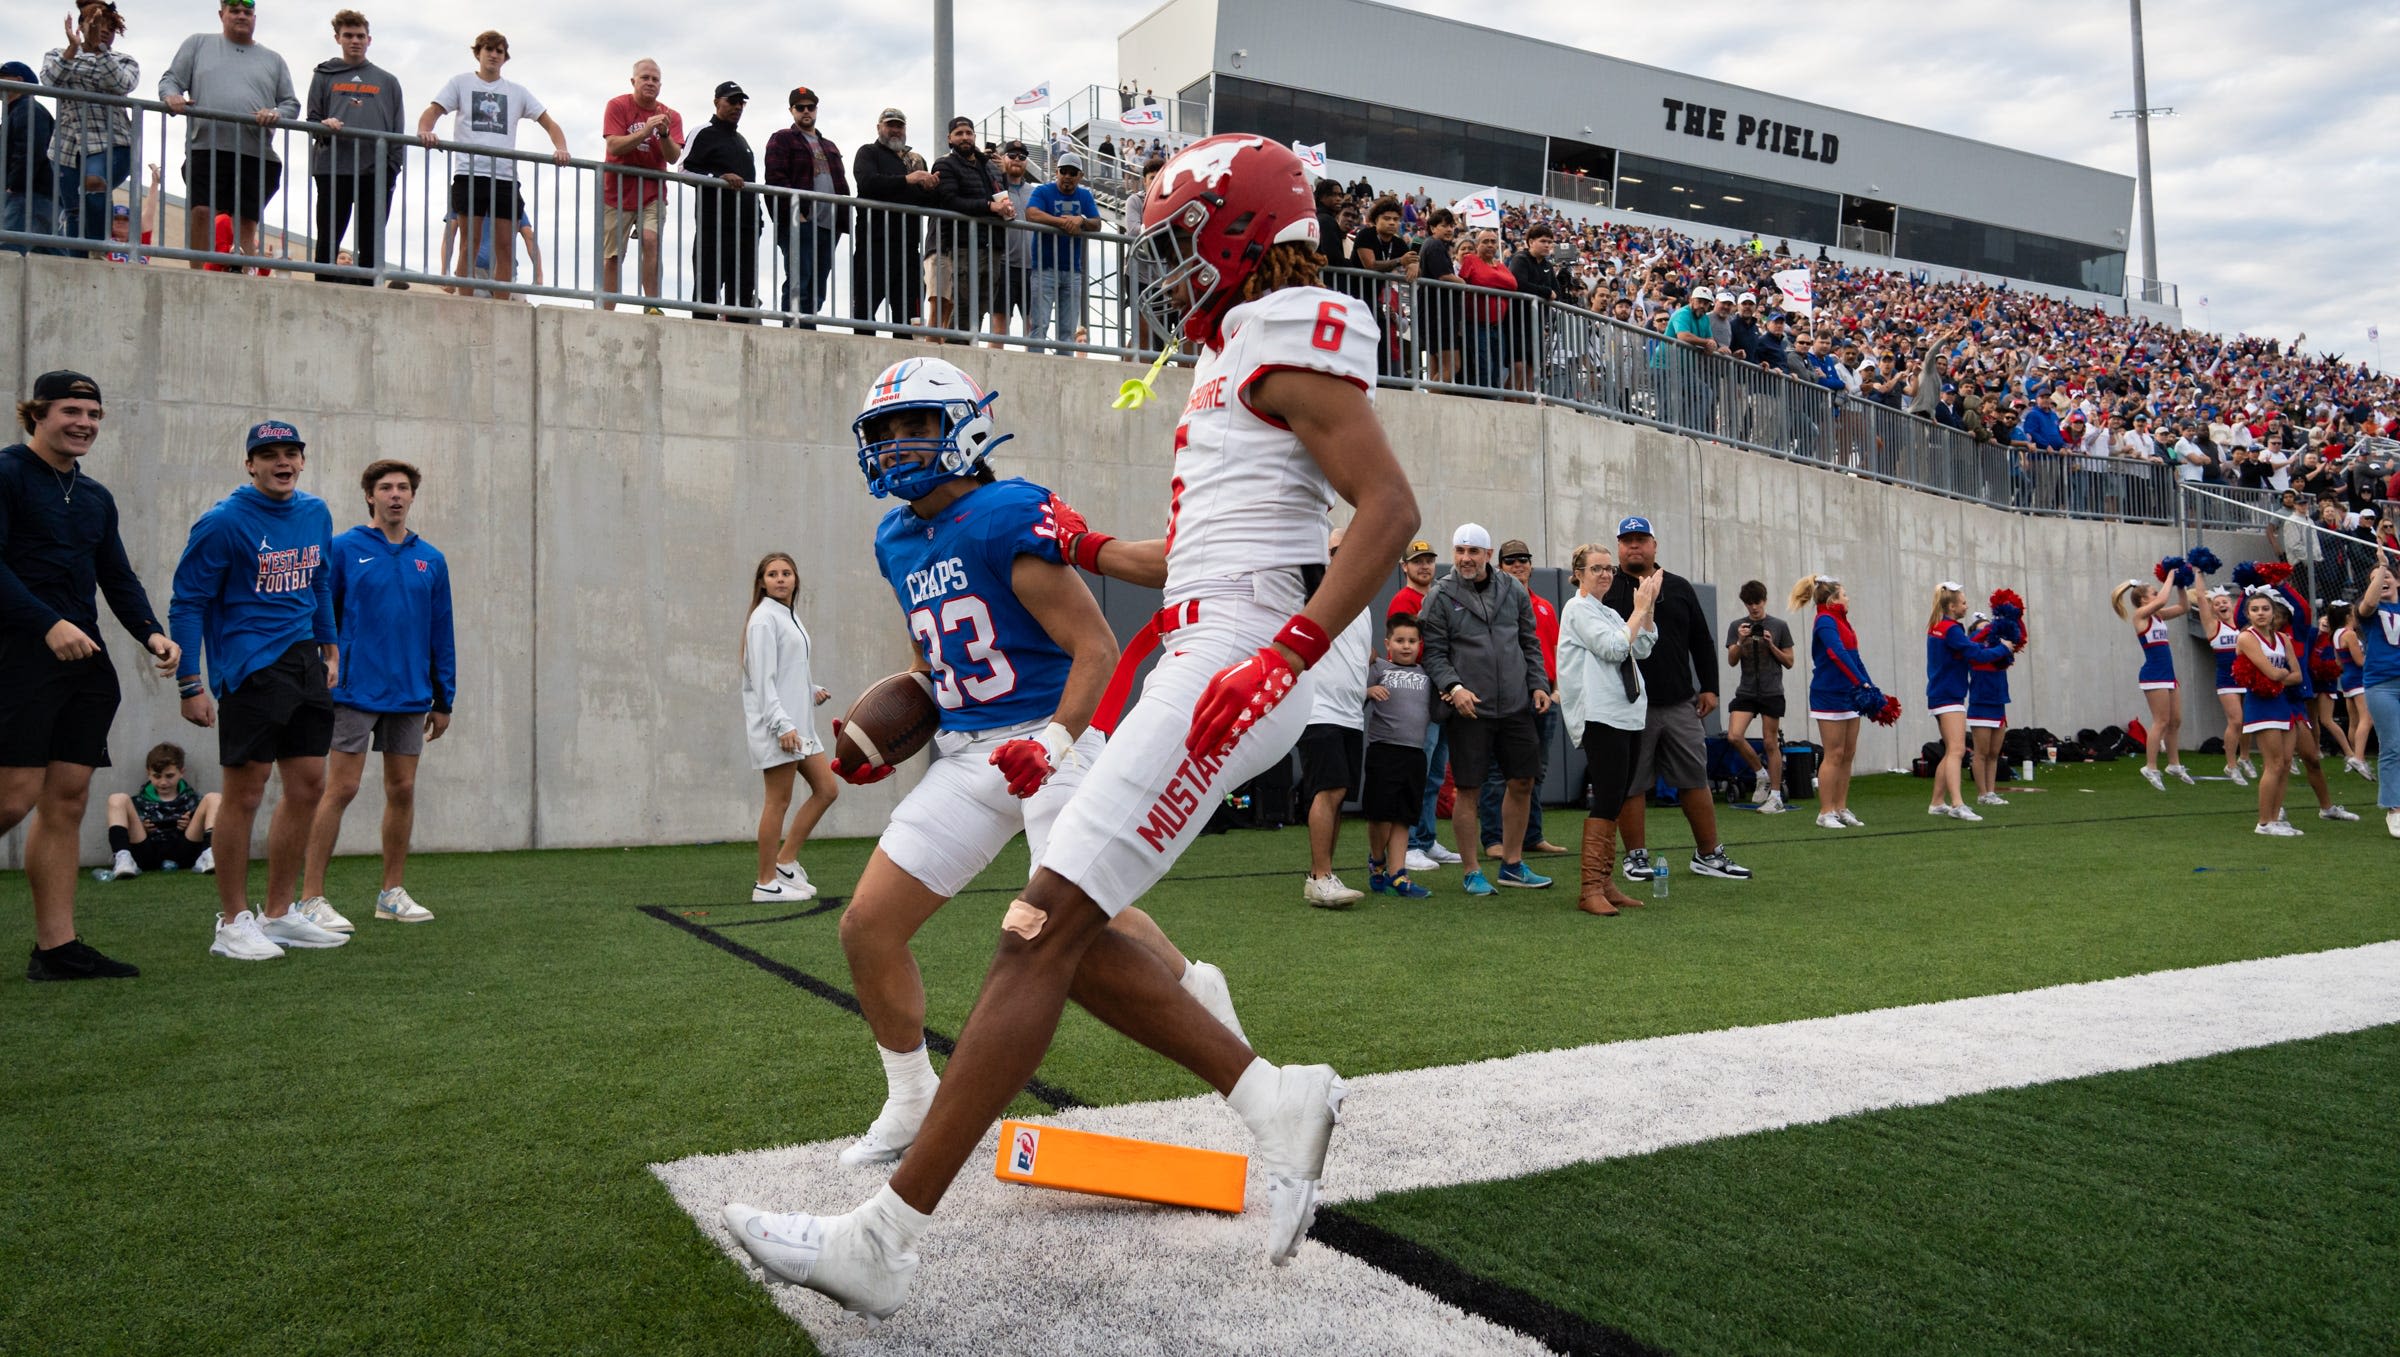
[1965,621,2012,730]
[2135,615,2177,691]
[1808,604,1874,722]
[2239,629,2296,734]
[2335,627,2365,697]
[2211,621,2243,696]
[1926,617,2010,718]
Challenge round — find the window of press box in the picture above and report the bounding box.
[1894,209,2126,295]
[1612,153,1841,243]
[1210,76,1544,193]
[1178,76,1212,128]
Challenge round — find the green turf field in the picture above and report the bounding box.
[4,759,2395,1354]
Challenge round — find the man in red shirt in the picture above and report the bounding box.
[599,58,684,311]
[1476,538,1564,855]
[1389,538,1435,619]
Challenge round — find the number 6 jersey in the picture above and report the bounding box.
[1165,285,1380,607]
[873,477,1074,733]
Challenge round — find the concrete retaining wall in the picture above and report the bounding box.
[0,253,2249,868]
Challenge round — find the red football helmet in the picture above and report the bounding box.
[1131,134,1319,347]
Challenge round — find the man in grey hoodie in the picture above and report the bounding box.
[1415,522,1555,894]
[304,10,403,284]
[160,0,299,265]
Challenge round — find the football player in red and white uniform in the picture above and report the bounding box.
[724,135,1421,1320]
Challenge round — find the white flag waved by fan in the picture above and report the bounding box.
[1292,142,1328,172]
[1013,82,1051,108]
[1121,104,1165,128]
[1772,267,1814,316]
[1451,188,1502,229]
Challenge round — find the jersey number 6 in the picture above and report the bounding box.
[908,596,1019,709]
[1310,300,1348,352]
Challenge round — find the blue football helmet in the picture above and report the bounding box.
[853,357,1013,500]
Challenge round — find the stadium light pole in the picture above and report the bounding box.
[2116,0,2172,299]
[933,0,955,134]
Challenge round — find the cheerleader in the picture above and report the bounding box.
[2319,601,2371,779]
[2110,573,2190,788]
[2359,558,2399,835]
[1795,573,1898,829]
[2334,603,2376,782]
[2233,588,2306,835]
[1965,589,2028,805]
[2189,583,2252,786]
[1923,581,2013,821]
[2233,562,2359,827]
[742,552,839,902]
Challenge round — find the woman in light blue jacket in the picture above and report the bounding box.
[1557,542,1660,916]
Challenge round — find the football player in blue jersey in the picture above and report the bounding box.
[824,355,1243,1169]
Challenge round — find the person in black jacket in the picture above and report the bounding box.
[850,107,940,335]
[928,115,1011,337]
[1601,516,1753,884]
[3,65,59,251]
[683,82,759,322]
[1505,226,1559,393]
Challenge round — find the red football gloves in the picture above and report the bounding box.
[989,723,1075,799]
[1184,616,1332,758]
[828,718,897,785]
[1043,493,1113,573]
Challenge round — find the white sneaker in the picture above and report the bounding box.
[110,849,140,878]
[210,909,285,961]
[838,1092,935,1168]
[258,905,349,949]
[2228,762,2249,787]
[2255,820,2304,837]
[1426,843,1462,865]
[1402,848,1440,873]
[2386,808,2400,839]
[1816,811,1847,829]
[2291,756,2303,776]
[1181,959,1247,1045]
[2166,764,2196,785]
[297,895,354,934]
[194,846,215,874]
[752,879,811,903]
[1235,1064,1347,1266]
[1976,792,2009,806]
[1927,803,1953,818]
[2319,804,2361,822]
[1757,790,1788,814]
[376,887,434,922]
[2140,766,2166,791]
[722,1201,919,1320]
[1836,808,1865,828]
[771,863,820,900]
[1303,874,1365,909]
[2345,757,2372,780]
[1949,805,1984,822]
[2239,756,2260,781]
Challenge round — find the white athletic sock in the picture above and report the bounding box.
[1172,954,1193,983]
[1225,1057,1278,1115]
[860,1183,932,1246]
[878,1043,938,1104]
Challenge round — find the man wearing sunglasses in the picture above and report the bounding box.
[1022,151,1099,346]
[763,86,847,327]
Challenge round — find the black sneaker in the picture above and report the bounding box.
[1689,848,1752,881]
[27,939,141,981]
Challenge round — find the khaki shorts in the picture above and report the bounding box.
[927,249,1004,309]
[601,199,664,260]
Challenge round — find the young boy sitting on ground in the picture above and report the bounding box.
[105,743,219,878]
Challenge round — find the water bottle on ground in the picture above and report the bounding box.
[1652,860,1670,901]
[90,868,114,882]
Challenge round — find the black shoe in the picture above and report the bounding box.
[27,938,141,981]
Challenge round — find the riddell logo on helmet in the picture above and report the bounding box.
[870,360,921,404]
[1011,1127,1039,1174]
[1161,136,1264,196]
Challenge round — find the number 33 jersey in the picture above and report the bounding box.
[873,477,1075,733]
[1166,285,1380,607]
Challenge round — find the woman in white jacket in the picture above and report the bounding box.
[1556,542,1662,916]
[743,553,838,902]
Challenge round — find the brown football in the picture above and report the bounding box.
[834,671,942,769]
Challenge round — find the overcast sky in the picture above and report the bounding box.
[7,0,2390,368]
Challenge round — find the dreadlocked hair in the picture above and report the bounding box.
[1238,242,1324,302]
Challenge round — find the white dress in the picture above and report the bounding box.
[742,599,823,769]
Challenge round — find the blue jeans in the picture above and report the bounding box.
[2,190,60,255]
[778,223,839,327]
[2367,679,2400,809]
[59,144,133,244]
[1030,268,1085,342]
[1478,705,1554,851]
[1409,720,1449,852]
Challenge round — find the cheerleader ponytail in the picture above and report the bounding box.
[1926,580,1966,629]
[1791,573,1841,610]
[2109,579,2143,620]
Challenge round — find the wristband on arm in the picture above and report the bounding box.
[1272,615,1332,669]
[1063,530,1114,573]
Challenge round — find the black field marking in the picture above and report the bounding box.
[642,901,1676,1356]
[1310,1206,1673,1357]
[637,904,1088,1111]
[711,897,848,926]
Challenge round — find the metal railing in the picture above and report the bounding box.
[1544,171,1608,208]
[1838,223,1894,256]
[0,78,2221,525]
[2179,483,2394,606]
[2126,276,2180,307]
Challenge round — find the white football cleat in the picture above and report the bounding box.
[1181,959,1247,1046]
[1236,1064,1347,1266]
[723,1202,919,1320]
[297,895,354,934]
[838,1093,934,1169]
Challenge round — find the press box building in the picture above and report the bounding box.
[1117,0,2150,305]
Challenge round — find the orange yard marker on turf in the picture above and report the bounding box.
[994,1120,1247,1214]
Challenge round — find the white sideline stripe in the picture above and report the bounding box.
[654,942,2400,1357]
